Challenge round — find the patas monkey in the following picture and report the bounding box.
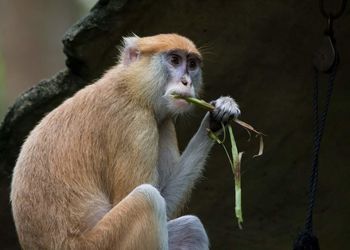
[11,34,240,249]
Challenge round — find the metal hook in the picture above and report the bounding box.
[325,15,334,37]
[313,14,338,73]
[319,0,348,20]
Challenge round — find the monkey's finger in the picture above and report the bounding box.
[217,109,227,121]
[231,107,241,118]
[211,108,223,121]
[221,112,232,123]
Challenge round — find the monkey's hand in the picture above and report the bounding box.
[209,96,240,132]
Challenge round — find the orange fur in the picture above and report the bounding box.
[11,33,202,249]
[11,63,162,249]
[136,34,201,58]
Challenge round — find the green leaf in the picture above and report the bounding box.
[171,94,266,229]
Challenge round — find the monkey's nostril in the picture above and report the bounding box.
[181,80,188,86]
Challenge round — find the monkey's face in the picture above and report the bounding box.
[161,50,203,115]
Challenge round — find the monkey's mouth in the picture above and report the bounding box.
[169,92,193,109]
[169,92,194,99]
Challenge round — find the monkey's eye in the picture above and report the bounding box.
[188,59,198,71]
[169,54,181,67]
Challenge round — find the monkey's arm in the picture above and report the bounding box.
[157,119,181,192]
[159,114,213,218]
[159,97,240,218]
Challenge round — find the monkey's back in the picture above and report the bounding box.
[10,76,160,248]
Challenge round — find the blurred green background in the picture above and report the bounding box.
[0,0,96,120]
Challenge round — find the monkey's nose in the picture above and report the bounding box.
[181,79,188,86]
[181,75,191,86]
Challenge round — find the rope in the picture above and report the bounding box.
[293,1,346,248]
[306,62,337,232]
[293,54,338,250]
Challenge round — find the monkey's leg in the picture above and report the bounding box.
[70,184,168,250]
[168,215,209,250]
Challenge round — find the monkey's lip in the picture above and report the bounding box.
[169,92,193,108]
[170,92,193,99]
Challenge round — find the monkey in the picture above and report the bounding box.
[10,33,240,250]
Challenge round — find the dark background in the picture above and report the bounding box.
[1,0,349,249]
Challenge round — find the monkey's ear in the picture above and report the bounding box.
[120,35,140,66]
